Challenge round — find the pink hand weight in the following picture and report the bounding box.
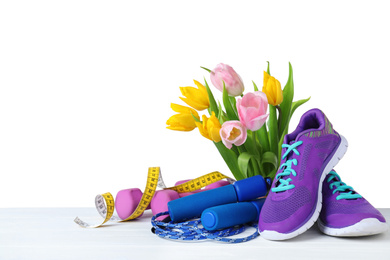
[115,188,151,220]
[115,188,181,220]
[150,190,180,220]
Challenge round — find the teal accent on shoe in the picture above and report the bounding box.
[271,141,303,192]
[327,171,362,200]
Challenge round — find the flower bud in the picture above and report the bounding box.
[262,71,283,106]
[179,80,210,111]
[195,112,222,142]
[220,121,247,149]
[166,104,200,131]
[210,63,245,97]
[237,91,269,131]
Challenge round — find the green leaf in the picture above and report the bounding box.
[277,96,311,164]
[278,96,311,146]
[200,66,211,73]
[268,105,279,156]
[229,96,237,111]
[204,78,219,116]
[278,62,294,139]
[267,168,278,180]
[217,101,224,123]
[238,152,260,179]
[291,97,311,118]
[243,131,258,156]
[261,151,278,170]
[257,124,270,153]
[191,112,201,123]
[222,83,239,120]
[252,81,259,91]
[217,103,229,124]
[214,142,245,180]
[278,126,288,167]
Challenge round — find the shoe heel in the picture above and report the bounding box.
[324,135,348,176]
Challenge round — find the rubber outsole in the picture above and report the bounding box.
[260,135,349,241]
[317,218,389,237]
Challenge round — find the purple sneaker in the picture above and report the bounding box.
[258,108,348,240]
[318,170,388,237]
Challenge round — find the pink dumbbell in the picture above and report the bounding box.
[115,180,230,220]
[115,188,151,220]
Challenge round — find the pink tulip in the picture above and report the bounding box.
[220,121,247,149]
[236,91,269,131]
[210,63,245,97]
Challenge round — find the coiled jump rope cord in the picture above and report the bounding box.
[151,211,259,243]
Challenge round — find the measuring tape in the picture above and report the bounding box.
[74,167,234,228]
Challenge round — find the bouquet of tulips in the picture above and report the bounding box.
[166,62,310,181]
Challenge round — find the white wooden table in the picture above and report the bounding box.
[1,208,389,260]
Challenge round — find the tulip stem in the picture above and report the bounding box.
[222,84,239,120]
[276,105,282,132]
[257,125,270,152]
[231,145,240,156]
[268,105,279,156]
[204,79,219,116]
[253,131,266,175]
[237,144,246,154]
[267,61,270,75]
[252,131,262,155]
[251,160,261,177]
[214,142,245,180]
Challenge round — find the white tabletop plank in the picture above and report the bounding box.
[0,208,389,260]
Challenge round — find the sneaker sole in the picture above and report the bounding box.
[317,218,389,237]
[260,135,349,240]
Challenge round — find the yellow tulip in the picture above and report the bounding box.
[166,103,200,131]
[179,80,210,111]
[195,112,222,142]
[262,71,283,106]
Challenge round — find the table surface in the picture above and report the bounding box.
[1,208,389,260]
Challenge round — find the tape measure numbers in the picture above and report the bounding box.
[122,166,161,221]
[74,192,118,228]
[74,167,234,228]
[166,171,234,193]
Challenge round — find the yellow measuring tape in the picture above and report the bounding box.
[74,167,234,228]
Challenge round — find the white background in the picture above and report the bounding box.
[0,0,389,208]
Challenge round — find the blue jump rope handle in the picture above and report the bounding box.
[201,198,265,231]
[167,175,268,222]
